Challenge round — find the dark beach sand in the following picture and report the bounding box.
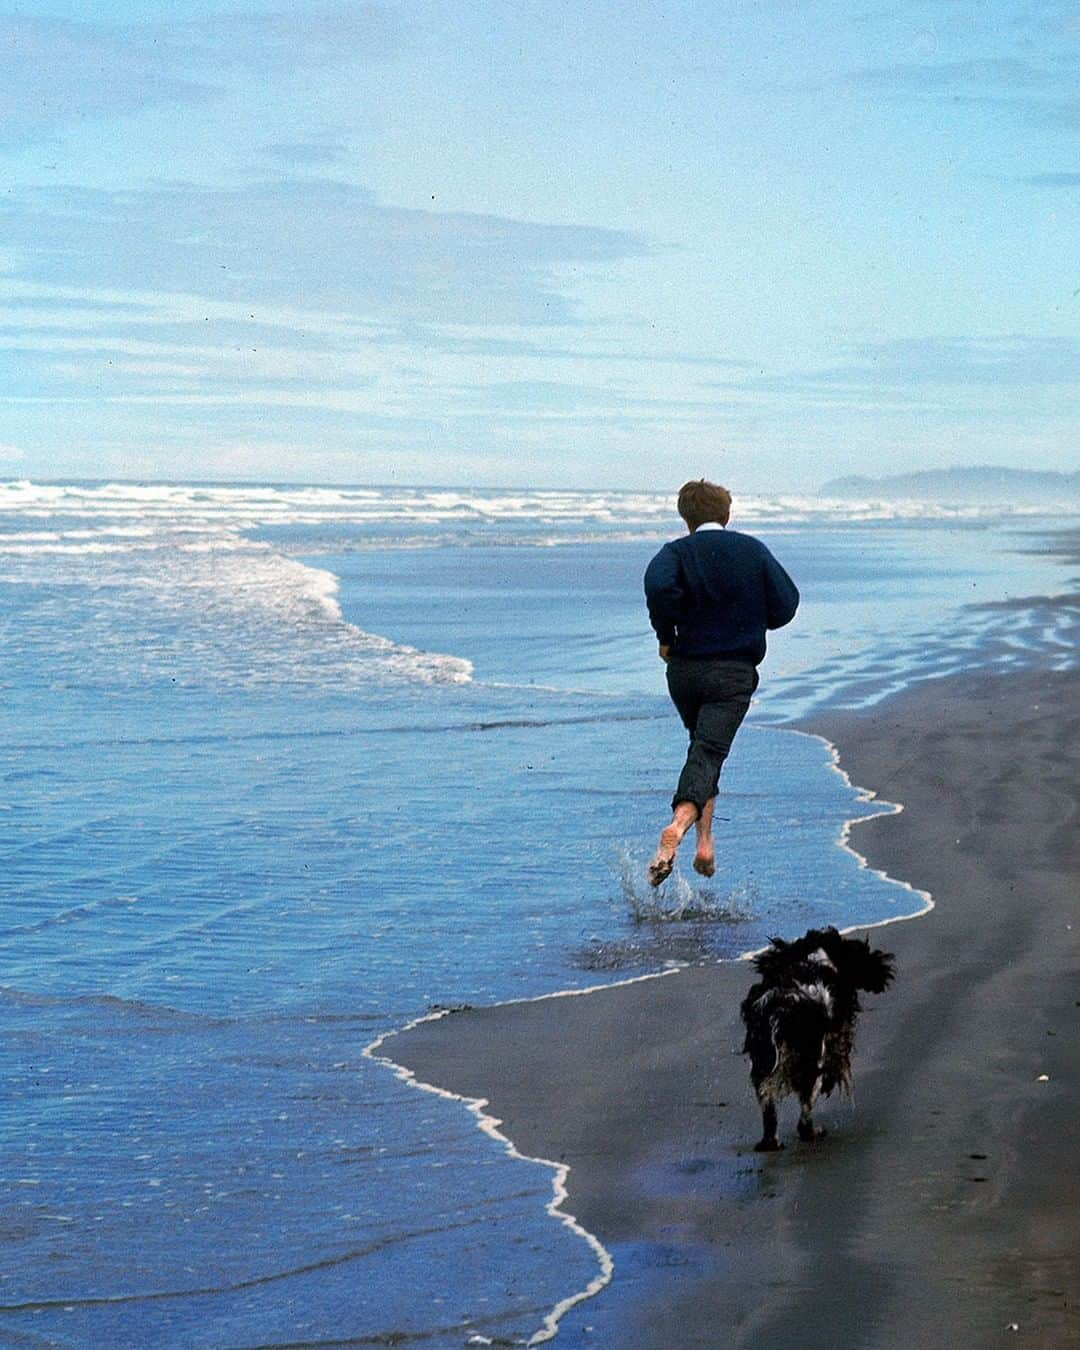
[392,667,1078,1348]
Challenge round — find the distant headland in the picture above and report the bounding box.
[820,465,1080,505]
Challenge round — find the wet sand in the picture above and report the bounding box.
[391,667,1078,1347]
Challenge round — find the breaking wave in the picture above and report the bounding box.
[3,478,1075,539]
[0,484,474,692]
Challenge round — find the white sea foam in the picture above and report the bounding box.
[0,540,168,555]
[2,478,1076,536]
[0,485,476,690]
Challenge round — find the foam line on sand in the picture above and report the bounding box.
[363,961,695,1344]
[761,726,935,943]
[364,1006,634,1346]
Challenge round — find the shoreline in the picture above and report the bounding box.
[365,1006,618,1346]
[780,723,935,933]
[390,663,1078,1347]
[367,712,936,1347]
[364,724,935,1346]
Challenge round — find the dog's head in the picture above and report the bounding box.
[754,926,895,993]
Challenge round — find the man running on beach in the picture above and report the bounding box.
[644,480,799,886]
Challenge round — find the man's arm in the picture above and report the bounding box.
[643,543,684,648]
[761,546,799,630]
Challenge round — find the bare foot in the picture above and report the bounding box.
[692,848,715,878]
[647,824,682,887]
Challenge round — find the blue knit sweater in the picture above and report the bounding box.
[643,526,799,664]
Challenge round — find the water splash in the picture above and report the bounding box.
[614,846,759,925]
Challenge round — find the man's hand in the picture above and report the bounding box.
[658,644,672,663]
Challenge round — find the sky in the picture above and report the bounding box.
[1,0,1078,490]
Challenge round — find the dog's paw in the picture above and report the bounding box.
[753,1137,784,1152]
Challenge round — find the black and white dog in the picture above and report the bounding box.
[740,926,895,1152]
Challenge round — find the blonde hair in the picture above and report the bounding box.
[677,479,731,530]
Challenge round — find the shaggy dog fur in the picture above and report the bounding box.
[740,926,895,1151]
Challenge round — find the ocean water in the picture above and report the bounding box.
[0,482,1074,1347]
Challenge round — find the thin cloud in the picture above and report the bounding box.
[846,15,1080,130]
[259,141,354,168]
[4,179,649,326]
[710,336,1080,397]
[374,331,756,367]
[0,16,207,143]
[160,4,404,71]
[2,182,657,430]
[0,6,402,144]
[1020,171,1080,187]
[851,57,1061,91]
[947,92,1080,130]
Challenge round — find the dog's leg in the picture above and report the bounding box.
[754,1096,783,1152]
[797,1085,827,1142]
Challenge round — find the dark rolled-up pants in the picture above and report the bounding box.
[665,656,759,812]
